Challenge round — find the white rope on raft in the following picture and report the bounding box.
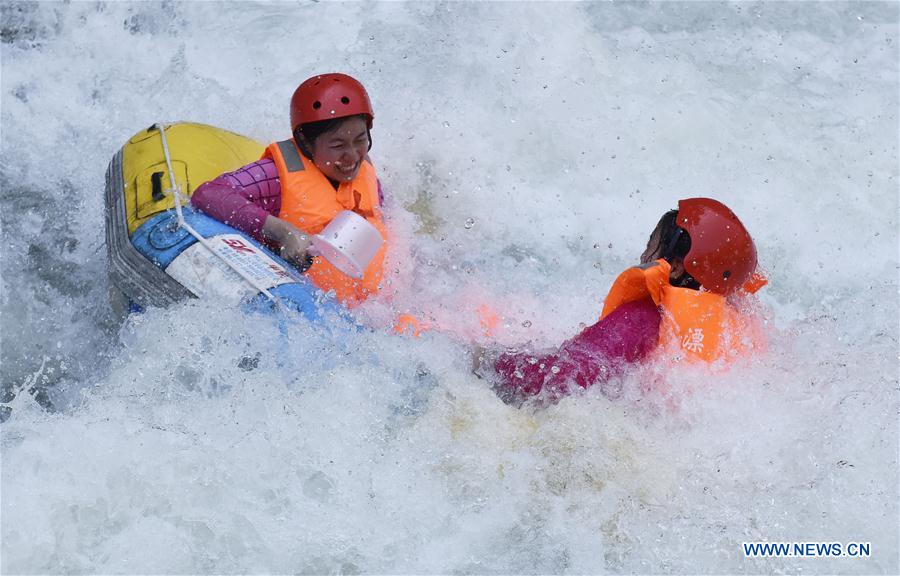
[156,123,279,303]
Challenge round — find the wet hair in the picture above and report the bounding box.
[293,114,372,159]
[653,210,689,260]
[654,209,701,290]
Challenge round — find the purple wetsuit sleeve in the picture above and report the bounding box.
[494,297,661,399]
[190,159,282,241]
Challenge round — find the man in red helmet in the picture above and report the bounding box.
[192,73,387,306]
[483,198,768,404]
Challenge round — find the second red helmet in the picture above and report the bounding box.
[677,198,757,295]
[290,73,374,132]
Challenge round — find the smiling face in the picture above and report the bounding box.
[306,116,370,183]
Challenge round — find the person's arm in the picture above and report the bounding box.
[493,297,661,401]
[191,158,312,268]
[191,159,284,241]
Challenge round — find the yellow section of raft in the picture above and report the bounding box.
[120,123,265,235]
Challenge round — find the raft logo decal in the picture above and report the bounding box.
[222,237,256,254]
[165,234,296,301]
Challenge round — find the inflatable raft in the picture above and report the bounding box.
[104,122,341,320]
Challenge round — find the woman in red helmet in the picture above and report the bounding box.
[483,198,768,404]
[192,73,386,306]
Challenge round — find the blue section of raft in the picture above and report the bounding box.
[130,208,345,322]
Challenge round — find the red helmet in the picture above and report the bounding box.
[290,73,373,132]
[677,198,757,295]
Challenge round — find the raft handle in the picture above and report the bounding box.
[151,171,165,202]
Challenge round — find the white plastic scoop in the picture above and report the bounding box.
[309,210,384,279]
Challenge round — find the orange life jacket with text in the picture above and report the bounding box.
[264,139,387,306]
[600,259,766,363]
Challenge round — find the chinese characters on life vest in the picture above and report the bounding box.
[682,328,705,353]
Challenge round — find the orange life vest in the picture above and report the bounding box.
[600,259,765,363]
[263,139,387,306]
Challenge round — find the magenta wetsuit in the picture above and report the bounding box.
[493,298,661,401]
[191,159,283,242]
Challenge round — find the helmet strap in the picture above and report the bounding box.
[293,128,314,160]
[663,227,700,290]
[662,226,685,261]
